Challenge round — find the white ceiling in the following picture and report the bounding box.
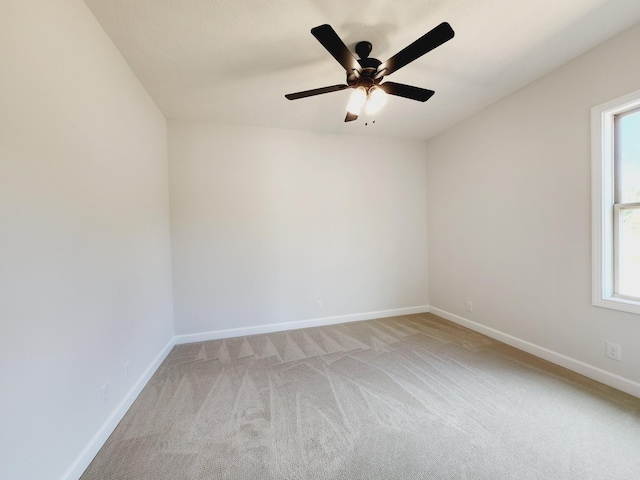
[84,0,640,141]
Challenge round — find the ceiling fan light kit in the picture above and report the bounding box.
[285,22,455,123]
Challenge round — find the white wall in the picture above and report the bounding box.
[425,22,640,391]
[0,1,174,479]
[169,122,428,336]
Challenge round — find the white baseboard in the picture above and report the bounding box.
[175,305,431,345]
[59,337,176,480]
[429,306,640,399]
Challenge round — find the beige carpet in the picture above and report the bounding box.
[81,313,640,479]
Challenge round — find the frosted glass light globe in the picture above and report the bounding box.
[346,86,367,115]
[365,86,387,115]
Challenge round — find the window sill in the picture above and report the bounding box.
[593,295,640,315]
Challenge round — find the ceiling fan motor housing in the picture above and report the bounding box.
[349,41,383,87]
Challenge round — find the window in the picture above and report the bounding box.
[592,89,640,315]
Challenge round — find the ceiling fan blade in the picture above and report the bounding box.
[285,84,349,100]
[379,22,454,77]
[379,82,435,102]
[311,24,361,73]
[345,112,358,122]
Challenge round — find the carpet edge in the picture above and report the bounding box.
[174,306,431,344]
[429,306,640,399]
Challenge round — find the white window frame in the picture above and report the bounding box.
[591,88,640,315]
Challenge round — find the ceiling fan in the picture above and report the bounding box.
[285,22,455,122]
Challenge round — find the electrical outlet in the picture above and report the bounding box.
[606,342,621,361]
[315,300,323,311]
[125,361,131,380]
[466,301,473,312]
[101,383,109,407]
